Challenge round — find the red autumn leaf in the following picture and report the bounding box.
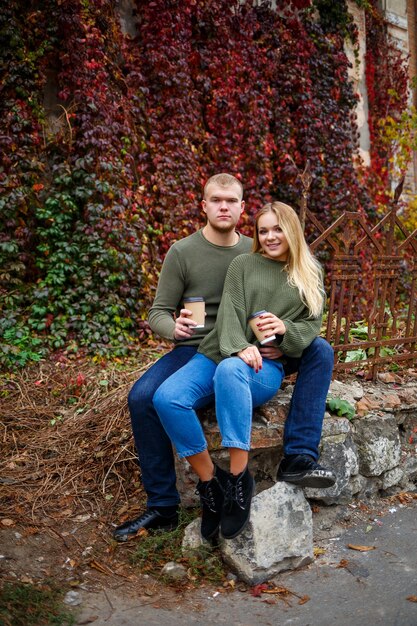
[76,373,86,387]
[250,583,269,597]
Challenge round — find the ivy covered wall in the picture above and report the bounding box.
[0,0,410,365]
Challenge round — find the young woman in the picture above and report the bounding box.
[153,202,335,541]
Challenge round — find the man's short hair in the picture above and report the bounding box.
[203,173,243,200]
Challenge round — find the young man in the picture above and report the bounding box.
[113,173,334,542]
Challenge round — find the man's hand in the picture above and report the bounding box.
[259,345,283,360]
[173,308,198,341]
[237,345,263,372]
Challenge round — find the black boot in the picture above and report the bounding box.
[221,466,255,540]
[196,465,228,540]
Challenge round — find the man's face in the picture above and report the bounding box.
[202,182,245,233]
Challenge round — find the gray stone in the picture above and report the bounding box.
[63,591,82,606]
[160,561,188,581]
[401,454,417,481]
[305,434,359,504]
[380,466,404,490]
[220,482,313,585]
[330,379,364,403]
[321,415,352,437]
[182,518,209,553]
[174,457,198,508]
[348,473,370,497]
[354,414,401,476]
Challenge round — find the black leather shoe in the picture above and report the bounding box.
[277,454,336,488]
[112,509,179,542]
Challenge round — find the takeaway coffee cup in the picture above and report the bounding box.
[184,297,205,328]
[247,310,276,345]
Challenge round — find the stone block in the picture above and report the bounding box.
[321,415,352,437]
[182,518,208,553]
[381,466,404,490]
[353,413,401,476]
[329,379,364,403]
[219,482,313,584]
[402,453,417,481]
[305,432,359,505]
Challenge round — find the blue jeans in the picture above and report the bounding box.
[128,337,333,506]
[153,354,285,457]
[281,337,334,458]
[128,346,197,507]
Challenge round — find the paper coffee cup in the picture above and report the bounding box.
[184,297,205,328]
[247,310,276,345]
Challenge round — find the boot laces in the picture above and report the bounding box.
[224,479,245,511]
[196,482,218,513]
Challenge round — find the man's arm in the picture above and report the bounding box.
[147,246,186,340]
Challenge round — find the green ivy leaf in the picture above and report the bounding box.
[326,396,355,420]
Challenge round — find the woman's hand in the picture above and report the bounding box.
[173,308,197,340]
[256,312,286,338]
[237,346,263,372]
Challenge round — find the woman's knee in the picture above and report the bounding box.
[214,357,248,383]
[152,382,175,416]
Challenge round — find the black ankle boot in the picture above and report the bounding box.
[196,465,228,540]
[221,466,255,540]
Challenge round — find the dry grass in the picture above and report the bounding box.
[0,349,166,524]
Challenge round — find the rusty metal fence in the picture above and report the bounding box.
[300,172,417,378]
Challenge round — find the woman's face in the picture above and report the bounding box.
[257,211,289,262]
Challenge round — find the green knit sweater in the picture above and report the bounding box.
[198,253,323,363]
[148,230,252,346]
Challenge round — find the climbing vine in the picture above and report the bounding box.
[362,0,409,212]
[0,0,410,366]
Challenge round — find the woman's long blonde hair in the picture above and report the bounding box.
[252,202,324,318]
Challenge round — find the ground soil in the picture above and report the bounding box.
[1,356,416,623]
[2,490,415,623]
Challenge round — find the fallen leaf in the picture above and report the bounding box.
[406,595,417,602]
[144,589,155,596]
[1,519,15,527]
[89,560,111,575]
[250,583,269,597]
[337,559,349,568]
[20,575,34,584]
[347,544,376,552]
[262,586,291,595]
[377,372,396,384]
[298,595,310,605]
[74,514,91,523]
[394,492,417,504]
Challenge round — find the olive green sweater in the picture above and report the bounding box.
[198,253,323,363]
[148,230,252,346]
